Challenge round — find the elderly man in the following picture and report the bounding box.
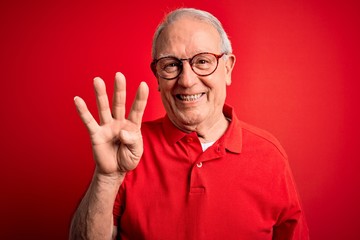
[70,8,309,240]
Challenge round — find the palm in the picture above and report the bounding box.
[74,72,149,176]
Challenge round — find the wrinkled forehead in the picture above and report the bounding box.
[154,16,222,58]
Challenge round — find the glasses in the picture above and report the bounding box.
[151,52,225,80]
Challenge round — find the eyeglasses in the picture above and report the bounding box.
[151,52,225,80]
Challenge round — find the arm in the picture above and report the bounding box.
[69,72,149,240]
[273,215,309,240]
[272,161,309,240]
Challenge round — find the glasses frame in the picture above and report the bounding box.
[150,52,225,80]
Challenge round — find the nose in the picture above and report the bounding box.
[177,61,198,87]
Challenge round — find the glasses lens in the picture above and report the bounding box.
[153,53,222,80]
[156,57,181,79]
[191,53,218,76]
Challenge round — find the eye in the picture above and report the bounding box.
[193,55,213,69]
[158,58,181,73]
[164,62,179,69]
[197,59,209,65]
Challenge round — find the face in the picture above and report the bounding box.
[155,16,235,132]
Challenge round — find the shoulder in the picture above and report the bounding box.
[140,117,164,137]
[141,118,163,129]
[239,121,288,159]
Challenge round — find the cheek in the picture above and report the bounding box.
[159,80,173,90]
[208,81,228,101]
[159,83,175,101]
[207,73,228,91]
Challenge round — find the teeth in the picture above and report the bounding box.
[178,93,203,101]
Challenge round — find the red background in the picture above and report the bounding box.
[1,0,359,239]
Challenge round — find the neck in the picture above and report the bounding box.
[172,114,229,143]
[196,115,229,143]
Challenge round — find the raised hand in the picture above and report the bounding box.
[74,72,149,178]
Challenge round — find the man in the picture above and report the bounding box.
[70,8,309,240]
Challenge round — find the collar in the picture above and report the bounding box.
[162,103,242,153]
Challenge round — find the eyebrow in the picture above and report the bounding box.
[156,53,176,59]
[156,50,213,59]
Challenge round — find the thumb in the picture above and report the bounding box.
[118,129,144,170]
[119,130,144,159]
[119,129,142,144]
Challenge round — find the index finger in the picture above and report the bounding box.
[127,81,149,126]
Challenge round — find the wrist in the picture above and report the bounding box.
[93,168,125,189]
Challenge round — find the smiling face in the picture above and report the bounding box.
[154,16,235,133]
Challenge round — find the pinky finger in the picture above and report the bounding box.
[74,96,100,135]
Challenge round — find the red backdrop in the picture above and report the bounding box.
[1,0,359,239]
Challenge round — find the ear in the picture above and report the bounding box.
[224,54,236,86]
[156,77,161,91]
[151,61,161,90]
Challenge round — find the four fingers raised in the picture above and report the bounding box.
[75,72,149,128]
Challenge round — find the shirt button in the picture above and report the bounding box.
[186,137,193,143]
[196,162,203,168]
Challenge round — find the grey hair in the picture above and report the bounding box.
[151,8,232,59]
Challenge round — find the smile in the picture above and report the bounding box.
[176,93,204,101]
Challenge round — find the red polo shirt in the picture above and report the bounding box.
[113,104,309,240]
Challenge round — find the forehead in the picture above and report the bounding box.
[155,16,221,58]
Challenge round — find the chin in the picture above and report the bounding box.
[178,114,204,126]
